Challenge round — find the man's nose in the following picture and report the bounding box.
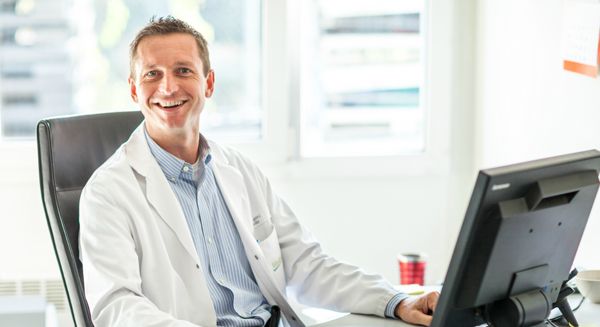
[158,73,179,95]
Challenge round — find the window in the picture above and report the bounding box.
[0,0,434,167]
[0,0,262,141]
[299,0,426,157]
[0,0,74,137]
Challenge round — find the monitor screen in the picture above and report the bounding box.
[432,150,600,327]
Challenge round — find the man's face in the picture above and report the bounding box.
[129,33,214,139]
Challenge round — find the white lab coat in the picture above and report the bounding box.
[79,124,399,327]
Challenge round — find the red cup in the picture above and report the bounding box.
[398,253,426,285]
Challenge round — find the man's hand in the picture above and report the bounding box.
[394,291,440,326]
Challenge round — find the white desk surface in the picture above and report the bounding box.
[312,313,410,326]
[553,295,600,326]
[301,294,600,327]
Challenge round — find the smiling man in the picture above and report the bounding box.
[79,16,439,327]
[129,30,213,164]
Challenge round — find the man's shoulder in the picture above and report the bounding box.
[84,143,132,192]
[206,139,265,178]
[207,139,251,166]
[85,126,147,189]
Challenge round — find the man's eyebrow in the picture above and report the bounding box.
[174,61,195,67]
[140,62,195,70]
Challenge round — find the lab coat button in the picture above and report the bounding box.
[195,264,200,269]
[254,255,259,260]
[208,237,213,244]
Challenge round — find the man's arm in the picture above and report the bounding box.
[259,165,441,323]
[238,155,400,317]
[79,180,199,327]
[224,147,441,324]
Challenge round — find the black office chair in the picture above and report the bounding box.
[37,111,144,326]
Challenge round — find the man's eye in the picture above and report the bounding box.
[178,68,192,74]
[145,71,158,78]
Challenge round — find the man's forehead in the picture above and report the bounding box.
[136,34,199,57]
[135,35,201,65]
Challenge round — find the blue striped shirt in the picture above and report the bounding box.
[144,129,405,324]
[144,129,271,326]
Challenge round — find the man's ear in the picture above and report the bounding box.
[129,77,138,103]
[205,70,215,97]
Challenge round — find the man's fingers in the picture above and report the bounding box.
[409,310,433,326]
[428,291,440,311]
[421,295,430,313]
[419,292,439,313]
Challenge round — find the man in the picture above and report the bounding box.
[79,16,439,327]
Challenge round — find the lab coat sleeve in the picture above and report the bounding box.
[79,177,201,327]
[271,184,398,317]
[233,153,399,318]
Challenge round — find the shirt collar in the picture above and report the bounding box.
[144,126,212,182]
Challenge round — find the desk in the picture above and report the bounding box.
[304,295,600,327]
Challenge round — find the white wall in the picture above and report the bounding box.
[475,0,600,269]
[0,144,60,280]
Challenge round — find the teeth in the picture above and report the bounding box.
[159,100,184,107]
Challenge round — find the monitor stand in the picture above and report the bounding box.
[484,269,580,327]
[485,289,551,326]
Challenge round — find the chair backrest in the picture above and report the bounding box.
[37,111,144,326]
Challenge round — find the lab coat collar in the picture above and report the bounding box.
[211,157,254,242]
[124,124,199,263]
[205,143,258,252]
[210,156,283,303]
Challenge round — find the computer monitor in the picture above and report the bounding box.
[432,150,600,327]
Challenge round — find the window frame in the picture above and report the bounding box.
[246,0,454,179]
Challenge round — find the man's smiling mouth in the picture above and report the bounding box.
[154,100,187,109]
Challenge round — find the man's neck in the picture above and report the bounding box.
[146,126,200,164]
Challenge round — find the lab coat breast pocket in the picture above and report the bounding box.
[257,222,286,291]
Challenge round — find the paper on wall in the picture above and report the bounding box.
[562,0,600,77]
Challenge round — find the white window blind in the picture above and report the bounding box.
[299,0,426,157]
